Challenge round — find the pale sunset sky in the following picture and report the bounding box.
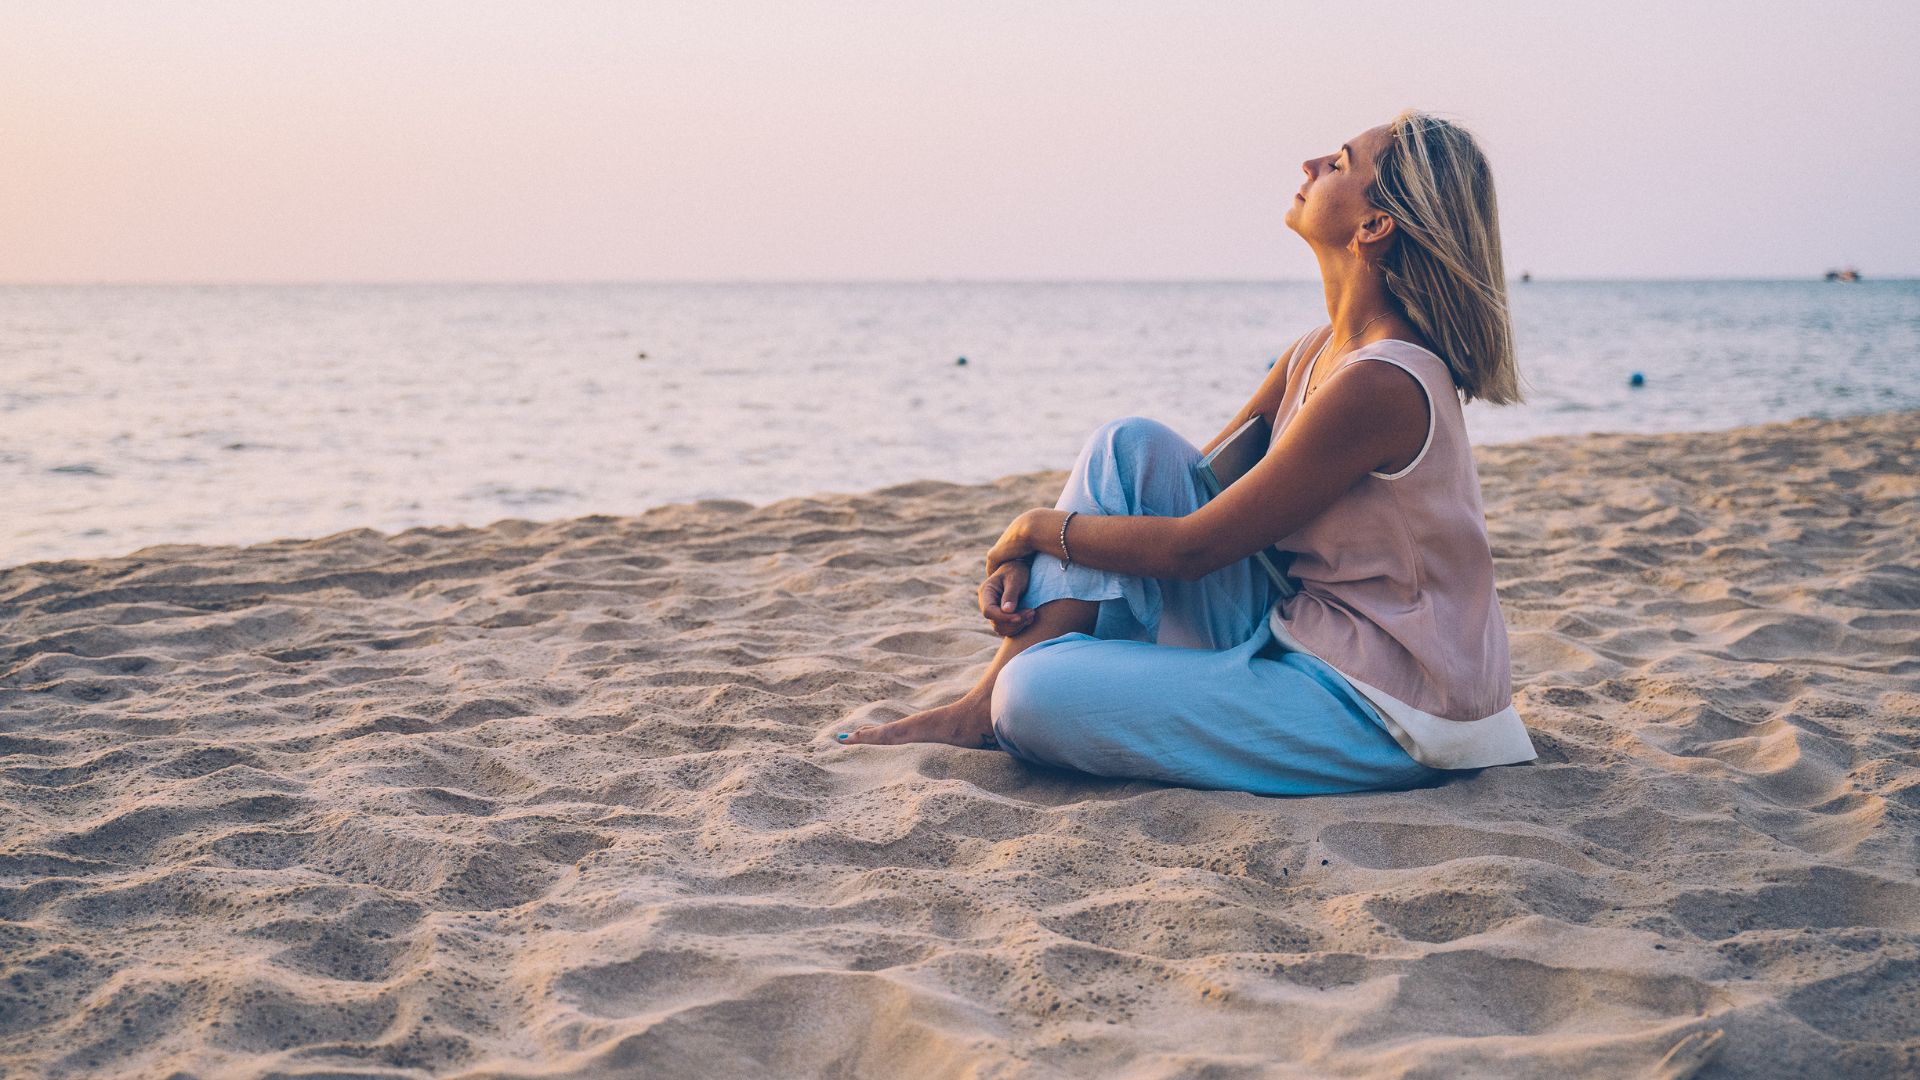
[3,1,1915,283]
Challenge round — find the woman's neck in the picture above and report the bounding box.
[1315,250,1405,345]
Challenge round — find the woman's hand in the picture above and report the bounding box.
[981,509,1053,636]
[978,559,1035,636]
[985,508,1048,574]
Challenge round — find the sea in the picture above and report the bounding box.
[4,280,1916,568]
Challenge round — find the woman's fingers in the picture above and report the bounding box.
[986,608,1035,636]
[984,595,1032,624]
[979,568,1035,636]
[1002,564,1029,611]
[986,563,1028,610]
[979,576,1019,622]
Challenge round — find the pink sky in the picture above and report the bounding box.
[4,1,1915,282]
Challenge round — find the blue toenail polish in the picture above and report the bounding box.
[836,732,849,740]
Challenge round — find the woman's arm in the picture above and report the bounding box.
[991,359,1429,582]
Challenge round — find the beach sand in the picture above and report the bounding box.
[2,410,1916,1079]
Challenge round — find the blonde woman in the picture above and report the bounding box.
[838,111,1537,794]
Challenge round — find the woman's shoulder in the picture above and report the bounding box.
[1347,339,1460,395]
[1351,336,1443,365]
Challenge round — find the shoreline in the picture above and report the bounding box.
[2,409,1917,1078]
[8,405,1917,575]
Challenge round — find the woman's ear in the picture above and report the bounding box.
[1350,211,1397,258]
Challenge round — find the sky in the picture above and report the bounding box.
[3,1,1916,283]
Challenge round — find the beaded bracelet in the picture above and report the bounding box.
[1059,510,1077,568]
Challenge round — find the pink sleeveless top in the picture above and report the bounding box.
[1263,328,1536,770]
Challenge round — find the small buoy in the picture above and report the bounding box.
[1629,371,1645,387]
[636,351,649,360]
[955,355,968,366]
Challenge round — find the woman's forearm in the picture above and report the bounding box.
[1024,508,1203,581]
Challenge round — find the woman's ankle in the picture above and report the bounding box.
[956,684,995,711]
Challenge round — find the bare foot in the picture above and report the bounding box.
[837,693,996,748]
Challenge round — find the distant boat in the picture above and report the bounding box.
[1824,267,1862,282]
[1520,271,1532,283]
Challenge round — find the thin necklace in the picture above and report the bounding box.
[1303,311,1393,400]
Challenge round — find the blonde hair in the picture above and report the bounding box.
[1366,110,1524,405]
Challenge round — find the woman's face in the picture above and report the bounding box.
[1285,123,1392,250]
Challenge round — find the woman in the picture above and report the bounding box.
[836,110,1537,795]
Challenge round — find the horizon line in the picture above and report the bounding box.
[2,274,1913,287]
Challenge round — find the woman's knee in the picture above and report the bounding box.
[1087,415,1189,465]
[989,636,1085,754]
[1078,416,1201,510]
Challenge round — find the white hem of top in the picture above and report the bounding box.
[1266,609,1538,771]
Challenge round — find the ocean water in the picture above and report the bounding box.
[4,280,1916,567]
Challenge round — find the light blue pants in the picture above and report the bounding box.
[988,416,1445,796]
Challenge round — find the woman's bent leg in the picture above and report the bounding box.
[1023,416,1274,650]
[990,626,1442,796]
[841,415,1274,747]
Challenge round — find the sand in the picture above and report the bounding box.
[2,410,1916,1079]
